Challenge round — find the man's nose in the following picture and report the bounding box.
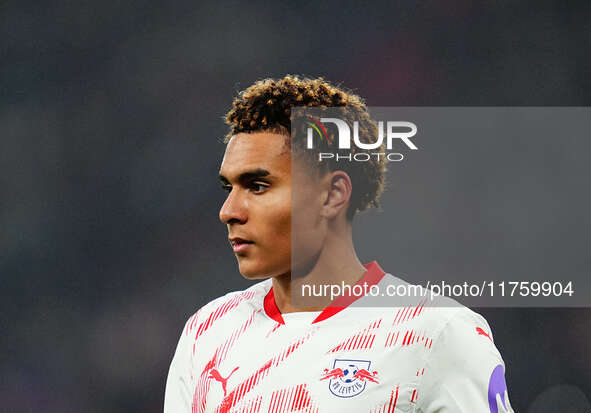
[219,190,247,224]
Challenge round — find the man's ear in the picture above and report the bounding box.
[321,171,352,219]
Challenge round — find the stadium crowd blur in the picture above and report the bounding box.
[2,1,590,412]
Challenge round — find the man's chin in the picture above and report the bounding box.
[237,258,283,280]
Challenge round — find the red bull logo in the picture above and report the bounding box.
[321,359,379,398]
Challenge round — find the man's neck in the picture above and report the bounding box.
[271,228,366,314]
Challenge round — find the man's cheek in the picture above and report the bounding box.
[283,218,292,244]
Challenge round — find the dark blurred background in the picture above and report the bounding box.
[1,1,590,412]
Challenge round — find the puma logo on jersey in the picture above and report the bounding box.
[476,327,492,341]
[208,367,239,396]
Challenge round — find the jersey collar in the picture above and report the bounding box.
[263,261,386,325]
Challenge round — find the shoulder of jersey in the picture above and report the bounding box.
[183,278,271,332]
[352,273,488,337]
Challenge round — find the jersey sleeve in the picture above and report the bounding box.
[164,315,195,413]
[415,308,515,413]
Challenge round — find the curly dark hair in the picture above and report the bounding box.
[224,75,386,220]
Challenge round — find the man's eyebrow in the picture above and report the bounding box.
[219,168,271,185]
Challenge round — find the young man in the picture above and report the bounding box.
[164,76,514,413]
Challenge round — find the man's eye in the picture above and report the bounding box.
[250,182,269,193]
[222,185,232,193]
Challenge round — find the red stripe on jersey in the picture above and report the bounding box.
[228,395,263,413]
[403,306,412,322]
[391,300,427,329]
[370,385,399,413]
[387,328,432,349]
[266,322,283,338]
[384,331,400,347]
[270,388,284,413]
[192,372,214,413]
[400,306,411,324]
[401,306,410,323]
[293,384,305,410]
[269,387,280,412]
[410,298,428,322]
[392,308,402,326]
[367,332,376,349]
[240,395,262,413]
[186,311,202,335]
[214,329,316,413]
[194,291,257,342]
[384,332,393,347]
[268,384,317,413]
[349,333,361,351]
[405,305,416,322]
[279,388,288,412]
[388,386,399,413]
[402,330,409,345]
[417,298,426,316]
[196,308,258,362]
[218,309,260,361]
[327,319,382,353]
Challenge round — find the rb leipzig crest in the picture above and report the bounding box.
[320,359,379,398]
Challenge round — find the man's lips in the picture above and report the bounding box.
[229,237,254,253]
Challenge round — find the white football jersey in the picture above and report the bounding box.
[164,262,514,413]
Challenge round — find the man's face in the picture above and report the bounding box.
[218,132,290,278]
[219,132,328,279]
